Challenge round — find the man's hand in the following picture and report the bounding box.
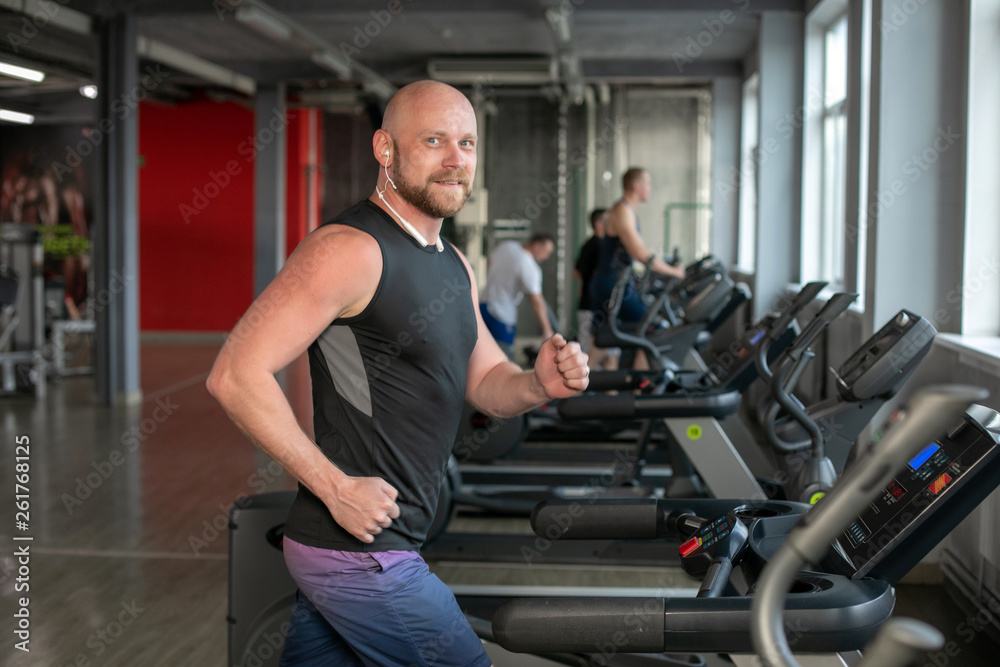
[531,334,589,400]
[325,476,401,544]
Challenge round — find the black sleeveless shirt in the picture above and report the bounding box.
[594,202,640,280]
[283,200,479,551]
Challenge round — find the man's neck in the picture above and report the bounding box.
[623,192,642,209]
[370,190,442,245]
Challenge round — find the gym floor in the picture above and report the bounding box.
[0,341,997,666]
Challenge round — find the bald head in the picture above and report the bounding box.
[372,80,478,220]
[381,80,474,139]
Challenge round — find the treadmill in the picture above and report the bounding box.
[454,282,825,493]
[465,387,1000,667]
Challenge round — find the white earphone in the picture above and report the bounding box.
[375,146,441,251]
[381,150,397,191]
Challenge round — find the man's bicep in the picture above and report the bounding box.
[453,247,510,405]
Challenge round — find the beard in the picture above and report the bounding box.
[389,160,471,219]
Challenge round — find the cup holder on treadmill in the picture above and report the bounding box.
[751,577,830,595]
[732,503,790,521]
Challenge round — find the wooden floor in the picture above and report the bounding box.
[0,343,997,666]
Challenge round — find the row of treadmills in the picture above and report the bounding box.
[227,256,1000,667]
[434,258,1000,665]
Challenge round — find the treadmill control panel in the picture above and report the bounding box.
[836,310,936,401]
[832,406,1000,579]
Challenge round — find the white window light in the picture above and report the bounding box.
[79,85,98,99]
[0,109,35,124]
[0,61,45,83]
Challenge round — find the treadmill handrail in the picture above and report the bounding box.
[750,385,987,667]
[557,389,741,421]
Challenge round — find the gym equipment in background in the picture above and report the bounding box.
[479,386,997,666]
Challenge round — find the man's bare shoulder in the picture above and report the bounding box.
[298,222,381,260]
[284,223,382,280]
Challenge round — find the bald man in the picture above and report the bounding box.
[208,80,589,666]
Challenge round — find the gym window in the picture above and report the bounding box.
[801,5,849,288]
[736,72,759,273]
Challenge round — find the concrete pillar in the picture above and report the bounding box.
[94,13,141,405]
[254,83,287,296]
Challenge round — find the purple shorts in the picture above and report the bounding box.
[279,538,492,667]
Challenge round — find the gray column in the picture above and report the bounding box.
[710,76,742,266]
[752,12,804,318]
[94,14,141,406]
[254,83,287,296]
[864,0,969,333]
[842,0,870,301]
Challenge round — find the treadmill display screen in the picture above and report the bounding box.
[834,416,998,579]
[908,443,940,471]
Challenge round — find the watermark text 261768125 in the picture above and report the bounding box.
[13,434,32,653]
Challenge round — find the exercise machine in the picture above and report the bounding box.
[480,385,997,666]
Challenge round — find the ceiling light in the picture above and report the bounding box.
[362,77,397,101]
[0,109,35,124]
[235,5,293,42]
[428,58,558,85]
[310,50,352,79]
[79,85,98,99]
[0,61,45,83]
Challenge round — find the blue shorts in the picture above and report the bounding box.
[280,539,492,667]
[479,302,516,345]
[590,274,647,323]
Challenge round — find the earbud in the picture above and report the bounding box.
[379,153,397,192]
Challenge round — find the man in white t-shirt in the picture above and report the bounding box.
[480,233,555,359]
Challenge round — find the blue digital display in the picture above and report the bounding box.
[908,443,940,471]
[750,329,765,345]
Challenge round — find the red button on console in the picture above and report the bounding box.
[679,536,701,557]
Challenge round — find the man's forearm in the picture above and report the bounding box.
[468,360,549,419]
[208,368,345,503]
[652,257,685,279]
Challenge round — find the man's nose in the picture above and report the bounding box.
[442,143,467,170]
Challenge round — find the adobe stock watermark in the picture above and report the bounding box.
[17,268,137,388]
[717,85,826,204]
[60,395,180,514]
[520,449,638,566]
[923,594,1000,667]
[881,251,1000,375]
[671,0,752,74]
[51,599,146,667]
[216,0,411,64]
[513,115,628,221]
[337,1,412,63]
[880,0,931,37]
[848,125,961,243]
[49,65,171,183]
[189,459,287,555]
[179,105,288,224]
[5,0,74,53]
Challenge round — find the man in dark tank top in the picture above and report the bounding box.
[208,80,590,667]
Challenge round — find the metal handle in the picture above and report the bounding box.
[750,385,987,667]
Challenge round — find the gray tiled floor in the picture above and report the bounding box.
[0,343,997,666]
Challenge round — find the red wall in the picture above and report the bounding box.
[139,99,323,331]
